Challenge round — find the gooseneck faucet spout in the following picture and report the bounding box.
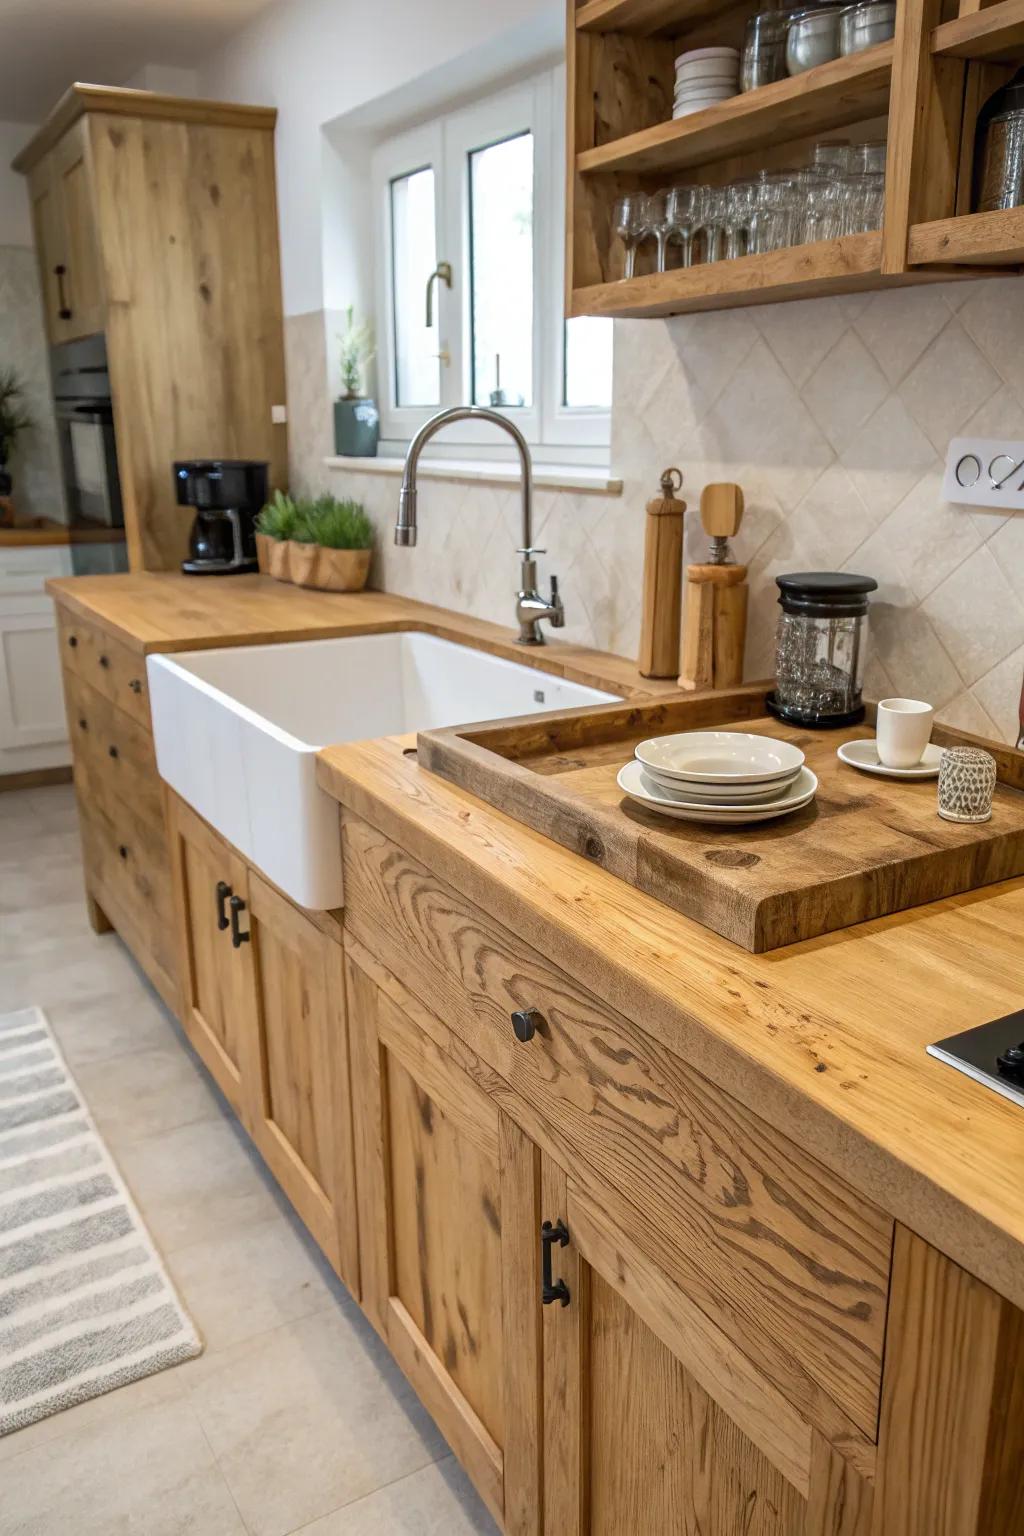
[396,405,564,644]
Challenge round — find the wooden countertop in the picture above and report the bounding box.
[45,573,679,699]
[317,733,1024,1313]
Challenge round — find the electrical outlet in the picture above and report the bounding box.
[943,437,1024,511]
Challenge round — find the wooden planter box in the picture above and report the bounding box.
[256,534,371,592]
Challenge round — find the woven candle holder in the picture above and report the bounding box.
[937,745,997,824]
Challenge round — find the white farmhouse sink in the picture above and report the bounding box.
[147,630,620,910]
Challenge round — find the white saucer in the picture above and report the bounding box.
[837,740,943,779]
[618,760,818,823]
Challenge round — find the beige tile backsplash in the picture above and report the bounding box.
[292,275,1024,744]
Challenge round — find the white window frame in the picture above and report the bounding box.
[371,66,611,458]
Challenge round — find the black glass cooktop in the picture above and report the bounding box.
[928,1010,1024,1110]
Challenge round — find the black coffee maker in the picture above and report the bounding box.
[175,459,268,575]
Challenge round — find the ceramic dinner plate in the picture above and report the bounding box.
[617,760,818,823]
[636,730,806,786]
[642,765,801,802]
[837,739,943,779]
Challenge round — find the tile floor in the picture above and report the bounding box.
[0,783,499,1536]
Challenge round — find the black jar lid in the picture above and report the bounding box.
[775,572,877,617]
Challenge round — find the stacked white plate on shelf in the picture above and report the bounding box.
[673,46,739,119]
[617,731,817,825]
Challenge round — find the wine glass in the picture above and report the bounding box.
[723,180,757,260]
[694,186,728,264]
[665,185,703,269]
[644,189,674,273]
[613,195,647,279]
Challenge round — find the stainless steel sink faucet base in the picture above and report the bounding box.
[396,405,565,645]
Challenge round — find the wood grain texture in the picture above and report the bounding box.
[909,204,1024,263]
[344,950,390,1332]
[567,1176,816,1495]
[575,0,750,35]
[340,814,893,1442]
[419,701,1024,952]
[12,82,277,174]
[317,733,1024,1314]
[87,110,286,569]
[57,608,151,728]
[540,1157,588,1536]
[499,1117,543,1536]
[27,156,67,343]
[246,871,356,1284]
[806,1434,874,1536]
[637,481,686,679]
[873,1226,1024,1536]
[578,44,893,175]
[166,792,255,1120]
[50,117,105,341]
[63,672,163,830]
[933,0,1024,58]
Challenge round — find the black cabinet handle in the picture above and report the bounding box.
[54,263,72,321]
[77,716,87,731]
[229,894,250,949]
[511,1007,544,1043]
[98,655,110,669]
[129,679,143,694]
[67,634,78,649]
[215,880,231,931]
[541,1219,570,1306]
[108,744,119,760]
[118,844,128,861]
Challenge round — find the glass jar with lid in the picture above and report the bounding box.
[768,572,877,728]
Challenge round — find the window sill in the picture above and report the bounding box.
[324,455,623,497]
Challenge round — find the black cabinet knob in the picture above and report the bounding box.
[68,635,78,648]
[129,679,143,694]
[118,844,128,860]
[78,717,87,731]
[510,1007,544,1043]
[99,655,110,669]
[108,745,119,760]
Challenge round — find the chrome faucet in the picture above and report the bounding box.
[396,405,565,645]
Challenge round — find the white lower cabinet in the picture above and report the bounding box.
[0,545,73,778]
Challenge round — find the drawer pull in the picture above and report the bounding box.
[541,1219,570,1307]
[215,880,232,931]
[108,745,119,760]
[118,844,128,861]
[99,655,110,669]
[68,634,78,649]
[78,717,87,731]
[511,1007,544,1043]
[129,679,143,695]
[229,894,250,949]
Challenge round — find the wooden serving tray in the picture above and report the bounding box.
[418,685,1024,952]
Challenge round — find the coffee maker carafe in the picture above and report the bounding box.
[175,459,268,575]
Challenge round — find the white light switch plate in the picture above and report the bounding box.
[271,404,287,424]
[943,437,1024,510]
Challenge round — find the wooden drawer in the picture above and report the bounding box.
[57,608,151,728]
[63,672,163,830]
[78,795,178,1010]
[342,811,893,1454]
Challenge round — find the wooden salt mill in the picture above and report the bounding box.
[638,467,687,679]
[679,482,748,691]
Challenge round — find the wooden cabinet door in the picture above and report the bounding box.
[245,872,358,1291]
[27,155,70,344]
[345,942,542,1536]
[542,1164,873,1536]
[167,794,256,1122]
[51,118,105,340]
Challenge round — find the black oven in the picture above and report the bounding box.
[52,334,127,573]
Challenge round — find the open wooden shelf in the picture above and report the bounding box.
[574,0,747,38]
[932,0,1024,62]
[909,206,1024,265]
[577,44,893,177]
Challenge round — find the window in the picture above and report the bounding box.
[372,68,612,456]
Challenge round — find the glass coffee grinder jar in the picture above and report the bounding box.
[768,572,877,728]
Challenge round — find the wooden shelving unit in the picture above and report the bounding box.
[932,0,1024,62]
[567,0,1024,318]
[577,45,893,177]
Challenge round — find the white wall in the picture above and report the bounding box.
[122,64,199,97]
[197,0,558,317]
[0,121,34,247]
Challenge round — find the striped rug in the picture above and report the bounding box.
[0,1006,202,1435]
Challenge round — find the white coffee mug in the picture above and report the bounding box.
[876,697,935,769]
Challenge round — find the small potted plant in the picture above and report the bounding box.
[256,491,374,592]
[0,368,33,503]
[334,306,379,458]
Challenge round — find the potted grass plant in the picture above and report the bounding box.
[0,368,33,502]
[256,490,374,592]
[333,306,379,458]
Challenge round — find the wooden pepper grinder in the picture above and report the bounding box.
[679,482,748,691]
[638,467,687,679]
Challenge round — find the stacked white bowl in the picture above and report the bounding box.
[673,47,740,119]
[617,731,817,825]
